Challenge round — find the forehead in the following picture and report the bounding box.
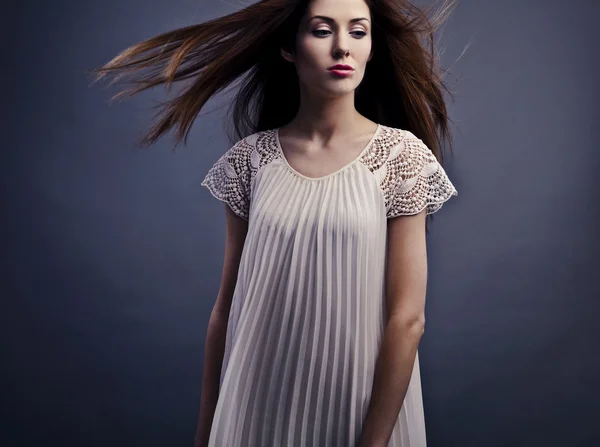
[304,0,371,21]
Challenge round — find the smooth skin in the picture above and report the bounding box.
[278,0,378,176]
[196,0,427,445]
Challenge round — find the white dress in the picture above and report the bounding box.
[201,124,458,447]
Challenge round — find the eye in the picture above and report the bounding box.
[312,29,367,38]
[312,29,331,37]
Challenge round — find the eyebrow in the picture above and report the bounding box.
[308,15,370,24]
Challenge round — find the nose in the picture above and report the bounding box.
[332,33,351,59]
[333,47,350,58]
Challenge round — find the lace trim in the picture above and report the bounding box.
[360,126,458,218]
[201,139,252,220]
[202,126,457,220]
[201,131,278,221]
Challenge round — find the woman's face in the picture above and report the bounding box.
[282,0,373,98]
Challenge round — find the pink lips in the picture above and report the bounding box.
[328,64,353,70]
[328,64,354,78]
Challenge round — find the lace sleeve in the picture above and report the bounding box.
[385,133,458,218]
[201,139,252,221]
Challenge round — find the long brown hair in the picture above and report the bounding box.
[88,0,460,163]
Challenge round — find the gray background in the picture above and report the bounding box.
[3,0,599,446]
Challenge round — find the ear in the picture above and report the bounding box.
[367,47,374,62]
[280,47,295,63]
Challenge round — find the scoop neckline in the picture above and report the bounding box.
[274,123,381,181]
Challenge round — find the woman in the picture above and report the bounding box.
[90,0,459,445]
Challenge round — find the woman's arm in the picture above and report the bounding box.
[194,205,248,447]
[194,312,228,447]
[358,209,428,447]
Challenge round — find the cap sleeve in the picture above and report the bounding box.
[385,132,458,219]
[201,138,252,221]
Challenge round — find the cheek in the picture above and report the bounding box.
[294,40,327,74]
[296,36,325,62]
[355,39,372,62]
